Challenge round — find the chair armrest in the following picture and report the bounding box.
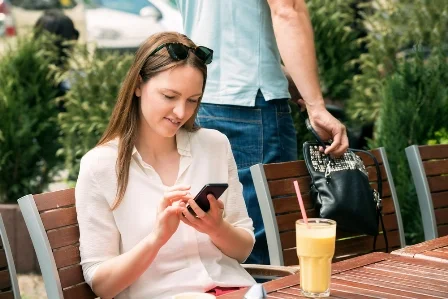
[243,264,299,278]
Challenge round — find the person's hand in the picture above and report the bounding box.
[180,194,225,237]
[308,106,348,157]
[152,184,192,246]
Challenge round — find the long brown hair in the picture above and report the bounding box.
[97,32,207,209]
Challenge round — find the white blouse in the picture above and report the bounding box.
[75,128,256,299]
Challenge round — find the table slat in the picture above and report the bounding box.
[220,252,448,299]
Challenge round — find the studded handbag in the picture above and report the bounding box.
[302,117,388,250]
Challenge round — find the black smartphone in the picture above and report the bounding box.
[186,183,229,217]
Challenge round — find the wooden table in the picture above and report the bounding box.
[392,235,448,263]
[221,252,448,298]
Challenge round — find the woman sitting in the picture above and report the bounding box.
[75,32,256,299]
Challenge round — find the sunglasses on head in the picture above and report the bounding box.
[147,42,213,65]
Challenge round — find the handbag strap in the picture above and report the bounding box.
[351,148,388,253]
[300,111,389,252]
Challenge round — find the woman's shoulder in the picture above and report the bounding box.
[186,128,230,157]
[80,139,119,171]
[189,128,229,145]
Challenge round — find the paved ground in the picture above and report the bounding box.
[18,274,46,299]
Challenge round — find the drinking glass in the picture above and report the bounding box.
[296,218,336,297]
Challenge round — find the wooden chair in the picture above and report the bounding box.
[0,214,21,299]
[18,189,297,299]
[250,147,406,266]
[406,144,448,240]
[18,189,95,299]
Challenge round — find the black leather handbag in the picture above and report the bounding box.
[302,117,388,251]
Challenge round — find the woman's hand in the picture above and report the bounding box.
[152,184,192,246]
[180,194,225,237]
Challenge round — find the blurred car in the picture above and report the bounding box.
[0,0,16,37]
[85,0,183,50]
[6,0,83,39]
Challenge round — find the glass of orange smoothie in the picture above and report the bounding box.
[296,218,336,297]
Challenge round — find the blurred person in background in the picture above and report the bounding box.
[176,0,349,265]
[34,9,79,108]
[34,8,79,67]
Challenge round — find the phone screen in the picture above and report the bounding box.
[186,183,228,217]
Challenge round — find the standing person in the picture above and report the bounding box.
[76,32,256,299]
[34,9,79,67]
[34,9,80,107]
[176,0,349,265]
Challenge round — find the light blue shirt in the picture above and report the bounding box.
[176,0,290,106]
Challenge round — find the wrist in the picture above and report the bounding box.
[305,99,326,117]
[208,220,229,240]
[144,232,165,251]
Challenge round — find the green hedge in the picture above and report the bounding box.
[0,34,62,203]
[348,0,448,123]
[57,47,134,182]
[370,49,448,244]
[307,0,362,101]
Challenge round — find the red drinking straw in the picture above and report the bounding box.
[293,180,309,228]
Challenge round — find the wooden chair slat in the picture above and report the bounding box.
[371,181,392,198]
[41,207,77,231]
[419,144,448,161]
[279,231,296,249]
[438,225,448,237]
[53,245,80,269]
[268,177,311,198]
[432,191,448,209]
[0,291,14,299]
[264,161,309,180]
[423,159,448,176]
[62,283,96,299]
[356,150,383,166]
[335,246,400,263]
[272,195,313,214]
[282,249,298,266]
[59,265,85,289]
[276,210,317,232]
[428,176,448,193]
[380,213,399,232]
[0,270,11,290]
[366,164,387,182]
[276,211,398,233]
[382,197,395,214]
[435,207,448,226]
[335,230,401,255]
[34,189,76,212]
[48,225,80,250]
[0,250,7,269]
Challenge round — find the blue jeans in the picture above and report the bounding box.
[197,91,298,264]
